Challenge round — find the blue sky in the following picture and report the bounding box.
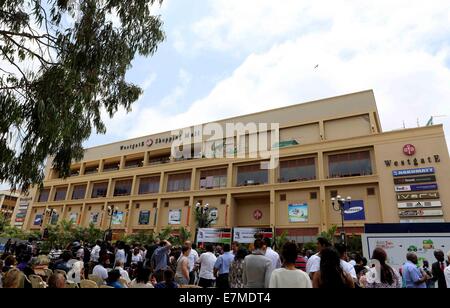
[87,0,450,148]
[2,0,450,191]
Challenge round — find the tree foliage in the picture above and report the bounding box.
[0,0,165,191]
[319,225,338,244]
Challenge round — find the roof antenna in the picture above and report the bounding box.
[403,121,406,129]
[417,118,420,127]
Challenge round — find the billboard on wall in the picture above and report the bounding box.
[197,228,232,244]
[138,211,150,225]
[288,204,308,223]
[168,209,182,225]
[392,167,435,177]
[362,233,450,270]
[397,192,439,201]
[397,201,442,209]
[394,175,436,185]
[398,209,444,218]
[233,228,273,244]
[395,184,438,192]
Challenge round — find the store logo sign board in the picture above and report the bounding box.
[400,218,445,223]
[343,200,366,221]
[392,168,435,177]
[397,201,442,209]
[394,176,436,185]
[395,184,438,192]
[403,144,416,156]
[397,192,440,201]
[398,209,444,217]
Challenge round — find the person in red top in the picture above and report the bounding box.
[295,244,307,272]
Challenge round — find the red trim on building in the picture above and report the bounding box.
[276,228,319,236]
[336,227,364,235]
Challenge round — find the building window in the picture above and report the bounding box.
[114,179,132,196]
[167,173,191,192]
[200,168,227,190]
[139,176,160,194]
[70,169,80,177]
[37,189,50,202]
[330,190,338,198]
[279,157,316,182]
[367,187,376,196]
[103,162,120,172]
[125,159,143,169]
[91,182,108,198]
[328,151,372,178]
[84,166,98,175]
[72,185,86,200]
[54,187,67,201]
[236,164,268,186]
[149,154,171,165]
[310,192,318,200]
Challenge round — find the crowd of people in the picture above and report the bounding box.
[1,235,450,289]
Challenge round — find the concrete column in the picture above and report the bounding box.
[155,198,162,233]
[320,186,328,232]
[79,163,86,176]
[317,151,325,180]
[98,159,105,173]
[125,200,133,234]
[226,193,233,227]
[79,202,87,227]
[131,175,137,196]
[107,178,113,198]
[190,168,197,191]
[120,156,126,170]
[270,189,276,229]
[159,172,165,194]
[143,151,149,166]
[227,163,234,188]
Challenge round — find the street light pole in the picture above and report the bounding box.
[105,205,116,242]
[331,195,352,245]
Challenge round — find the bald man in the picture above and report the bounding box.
[402,253,428,288]
[48,273,66,288]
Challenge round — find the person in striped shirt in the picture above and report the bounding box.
[295,244,307,272]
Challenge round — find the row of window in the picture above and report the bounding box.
[39,151,372,202]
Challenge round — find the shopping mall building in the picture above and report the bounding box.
[17,90,450,242]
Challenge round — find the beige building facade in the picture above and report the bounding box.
[20,90,450,241]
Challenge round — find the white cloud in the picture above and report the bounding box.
[96,1,450,149]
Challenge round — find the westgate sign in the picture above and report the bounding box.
[397,192,440,201]
[385,155,440,168]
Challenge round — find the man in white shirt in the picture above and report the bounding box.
[197,244,217,288]
[184,241,199,284]
[263,238,281,270]
[115,241,126,264]
[335,243,357,281]
[306,237,331,279]
[445,250,450,288]
[114,260,130,286]
[90,240,102,263]
[92,255,110,284]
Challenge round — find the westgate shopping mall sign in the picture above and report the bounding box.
[384,144,441,168]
